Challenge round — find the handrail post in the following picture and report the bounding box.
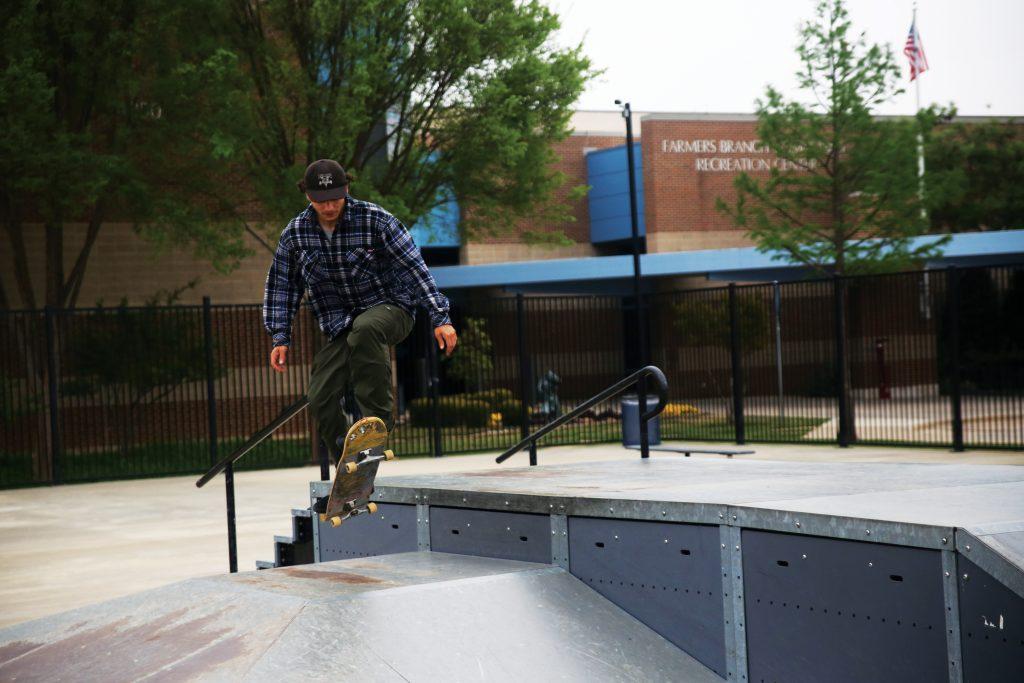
[204,297,237,573]
[529,441,537,466]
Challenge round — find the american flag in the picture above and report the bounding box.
[904,19,929,81]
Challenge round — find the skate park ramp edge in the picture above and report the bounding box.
[0,551,721,682]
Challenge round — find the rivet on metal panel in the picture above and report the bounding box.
[719,512,724,519]
[722,543,726,549]
[562,531,566,536]
[962,573,969,581]
[614,535,619,540]
[505,501,509,506]
[795,521,801,528]
[941,537,948,544]
[735,545,740,551]
[551,530,555,535]
[664,539,669,544]
[802,554,807,559]
[965,545,970,551]
[945,571,950,577]
[507,527,511,531]
[609,507,615,513]
[662,511,666,516]
[463,498,467,503]
[868,562,873,567]
[732,515,737,521]
[865,529,871,535]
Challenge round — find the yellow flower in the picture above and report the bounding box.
[663,402,700,417]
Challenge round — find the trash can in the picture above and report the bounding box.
[621,394,661,447]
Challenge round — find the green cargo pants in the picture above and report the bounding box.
[307,304,414,459]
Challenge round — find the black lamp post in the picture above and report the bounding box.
[615,99,649,454]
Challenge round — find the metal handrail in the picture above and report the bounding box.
[495,365,669,465]
[196,396,309,488]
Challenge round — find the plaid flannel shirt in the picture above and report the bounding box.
[263,197,451,346]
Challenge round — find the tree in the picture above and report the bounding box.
[0,0,252,311]
[225,0,591,239]
[444,316,493,392]
[717,0,951,443]
[719,0,949,277]
[927,117,1024,232]
[61,285,217,457]
[673,291,770,422]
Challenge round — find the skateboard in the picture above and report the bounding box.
[317,417,395,527]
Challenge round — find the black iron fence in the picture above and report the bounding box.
[2,264,1022,487]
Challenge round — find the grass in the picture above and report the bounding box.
[0,414,829,488]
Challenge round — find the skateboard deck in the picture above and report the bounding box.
[319,417,395,527]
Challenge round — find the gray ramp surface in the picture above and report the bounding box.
[0,552,719,682]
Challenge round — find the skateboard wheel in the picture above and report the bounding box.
[344,462,358,474]
[384,449,395,461]
[367,502,378,514]
[330,516,342,527]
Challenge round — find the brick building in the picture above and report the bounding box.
[3,111,1023,308]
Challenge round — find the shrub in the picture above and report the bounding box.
[408,396,490,428]
[495,398,525,427]
[467,388,515,409]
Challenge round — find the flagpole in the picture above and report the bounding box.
[914,3,927,221]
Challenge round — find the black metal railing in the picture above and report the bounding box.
[195,396,313,572]
[496,365,669,465]
[4,264,1024,490]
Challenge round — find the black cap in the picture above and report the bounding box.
[302,159,348,201]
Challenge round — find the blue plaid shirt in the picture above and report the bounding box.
[263,197,451,346]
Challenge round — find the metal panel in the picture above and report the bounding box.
[942,550,964,683]
[429,507,552,563]
[316,503,418,561]
[568,516,726,677]
[416,503,430,550]
[742,530,947,683]
[551,514,569,569]
[721,525,748,682]
[958,556,1024,682]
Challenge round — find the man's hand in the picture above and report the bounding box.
[434,324,458,357]
[270,345,289,373]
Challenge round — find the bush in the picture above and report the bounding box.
[408,396,491,428]
[495,398,525,427]
[467,388,515,409]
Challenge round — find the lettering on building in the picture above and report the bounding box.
[660,138,814,173]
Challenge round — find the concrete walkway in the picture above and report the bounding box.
[1,441,1021,629]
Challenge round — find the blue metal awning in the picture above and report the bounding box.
[431,229,1024,293]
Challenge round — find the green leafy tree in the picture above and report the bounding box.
[225,0,592,239]
[718,0,955,442]
[0,0,252,312]
[61,283,219,457]
[673,293,770,422]
[719,0,949,277]
[444,316,493,392]
[927,117,1024,232]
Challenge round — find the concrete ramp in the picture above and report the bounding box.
[0,552,720,682]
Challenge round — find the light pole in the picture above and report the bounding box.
[615,99,649,454]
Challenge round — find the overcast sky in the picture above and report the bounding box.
[544,0,1024,117]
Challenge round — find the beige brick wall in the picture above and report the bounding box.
[2,222,278,308]
[460,242,598,265]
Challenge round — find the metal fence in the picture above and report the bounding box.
[2,264,1021,487]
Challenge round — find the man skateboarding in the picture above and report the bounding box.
[264,158,457,463]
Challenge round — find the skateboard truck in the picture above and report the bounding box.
[342,446,395,474]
